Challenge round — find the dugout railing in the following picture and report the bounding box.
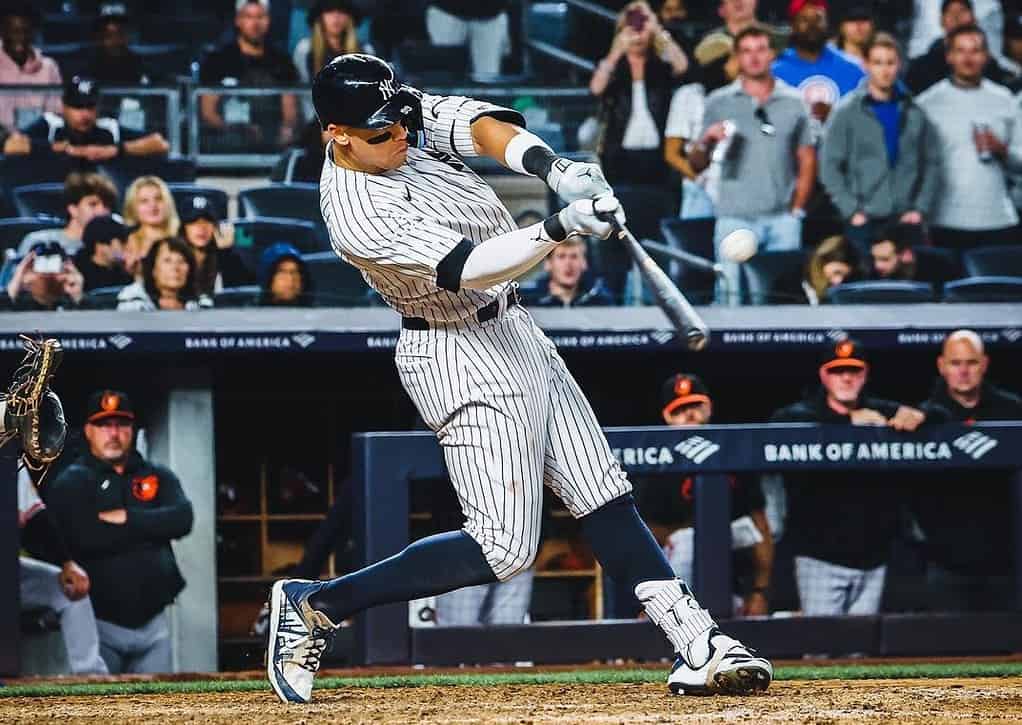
[351,422,1022,666]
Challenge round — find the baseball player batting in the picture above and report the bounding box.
[266,54,771,703]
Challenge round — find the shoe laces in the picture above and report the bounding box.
[299,625,336,672]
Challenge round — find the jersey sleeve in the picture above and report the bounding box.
[417,92,525,159]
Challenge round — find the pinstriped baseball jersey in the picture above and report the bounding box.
[320,93,519,322]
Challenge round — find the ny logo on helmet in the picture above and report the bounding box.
[379,79,397,99]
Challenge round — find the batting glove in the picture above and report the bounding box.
[547,159,614,203]
[558,195,626,240]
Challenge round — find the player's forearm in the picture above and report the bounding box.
[471,115,523,164]
[460,221,562,290]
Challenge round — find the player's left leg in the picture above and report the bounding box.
[539,333,771,695]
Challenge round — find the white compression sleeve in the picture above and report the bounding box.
[460,220,562,290]
[503,129,554,175]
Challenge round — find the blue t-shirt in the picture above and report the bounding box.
[867,96,900,167]
[772,47,865,112]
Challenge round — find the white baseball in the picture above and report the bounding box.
[720,228,758,262]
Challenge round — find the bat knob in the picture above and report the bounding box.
[686,328,709,351]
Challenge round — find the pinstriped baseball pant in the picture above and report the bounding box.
[396,304,632,581]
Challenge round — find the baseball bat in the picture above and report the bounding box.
[599,214,710,351]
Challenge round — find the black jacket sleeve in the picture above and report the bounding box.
[20,508,72,565]
[125,467,194,542]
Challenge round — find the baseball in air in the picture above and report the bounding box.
[719,228,758,262]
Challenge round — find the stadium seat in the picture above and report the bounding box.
[12,184,66,219]
[83,285,127,310]
[37,42,89,78]
[660,217,717,305]
[302,251,372,307]
[528,2,570,47]
[214,285,261,308]
[270,149,306,183]
[740,250,807,304]
[942,276,1022,302]
[826,280,935,304]
[0,217,63,252]
[166,184,229,223]
[100,157,198,197]
[394,41,470,84]
[0,156,74,216]
[129,44,196,81]
[962,245,1022,278]
[912,245,962,289]
[233,218,321,256]
[238,184,319,221]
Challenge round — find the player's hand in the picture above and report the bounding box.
[558,195,625,240]
[889,405,926,432]
[850,408,888,426]
[98,508,127,525]
[547,159,613,204]
[59,560,90,601]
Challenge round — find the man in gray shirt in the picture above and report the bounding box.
[689,25,816,304]
[18,171,118,257]
[917,24,1022,252]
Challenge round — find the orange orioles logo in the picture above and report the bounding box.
[674,377,692,396]
[101,392,120,412]
[132,474,159,502]
[835,340,854,359]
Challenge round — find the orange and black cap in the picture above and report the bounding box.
[661,373,712,418]
[819,338,868,372]
[85,389,134,423]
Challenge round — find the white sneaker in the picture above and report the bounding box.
[666,626,773,695]
[266,579,339,703]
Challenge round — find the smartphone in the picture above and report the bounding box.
[626,7,646,31]
[33,254,63,275]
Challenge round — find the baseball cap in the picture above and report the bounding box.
[94,2,130,25]
[86,389,134,423]
[180,194,220,224]
[308,0,361,27]
[83,214,132,248]
[236,0,270,12]
[63,76,100,109]
[789,0,827,19]
[661,373,712,418]
[819,338,868,372]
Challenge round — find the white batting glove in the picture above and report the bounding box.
[547,159,614,203]
[558,196,626,240]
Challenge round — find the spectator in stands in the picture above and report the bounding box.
[293,0,361,85]
[18,469,108,675]
[75,214,133,292]
[1001,13,1022,89]
[425,1,510,77]
[917,25,1022,252]
[908,0,1003,60]
[771,338,930,616]
[828,4,875,69]
[199,0,299,151]
[258,242,311,307]
[915,330,1022,611]
[869,222,956,288]
[820,33,940,256]
[634,373,773,617]
[117,237,211,311]
[773,0,865,126]
[664,80,715,218]
[693,0,785,93]
[1,242,85,311]
[123,176,180,276]
[47,390,194,673]
[522,239,612,307]
[802,233,857,304]
[18,172,118,257]
[180,194,251,297]
[906,0,1010,95]
[0,4,61,133]
[14,76,170,161]
[688,26,816,304]
[84,3,148,85]
[590,1,689,186]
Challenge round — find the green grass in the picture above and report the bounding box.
[3,662,1021,699]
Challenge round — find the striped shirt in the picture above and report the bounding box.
[320,93,522,322]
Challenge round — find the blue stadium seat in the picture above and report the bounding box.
[660,217,717,305]
[302,251,372,307]
[238,184,319,222]
[38,42,89,78]
[166,184,229,223]
[0,217,64,252]
[12,184,66,219]
[233,218,322,256]
[740,250,807,305]
[943,276,1022,303]
[0,156,74,216]
[912,245,962,289]
[100,157,198,198]
[129,44,196,80]
[962,245,1022,278]
[214,285,261,308]
[84,285,127,310]
[270,149,306,183]
[528,2,570,47]
[394,41,470,85]
[826,280,935,304]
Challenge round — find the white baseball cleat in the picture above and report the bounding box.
[266,579,339,703]
[666,626,773,695]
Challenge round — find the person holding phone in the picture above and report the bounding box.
[1,241,85,310]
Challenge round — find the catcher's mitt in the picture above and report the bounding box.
[0,335,67,472]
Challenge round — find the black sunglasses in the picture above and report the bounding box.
[754,107,776,136]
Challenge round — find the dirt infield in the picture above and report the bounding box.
[3,677,1021,724]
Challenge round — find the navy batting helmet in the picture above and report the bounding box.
[311,54,423,135]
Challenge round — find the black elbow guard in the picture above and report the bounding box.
[436,238,474,292]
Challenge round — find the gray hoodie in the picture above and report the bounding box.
[820,84,941,221]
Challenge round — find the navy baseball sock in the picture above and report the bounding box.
[580,494,678,607]
[307,530,497,623]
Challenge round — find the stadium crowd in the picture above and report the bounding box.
[0,0,1017,308]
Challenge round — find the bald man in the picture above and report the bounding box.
[915,330,1022,611]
